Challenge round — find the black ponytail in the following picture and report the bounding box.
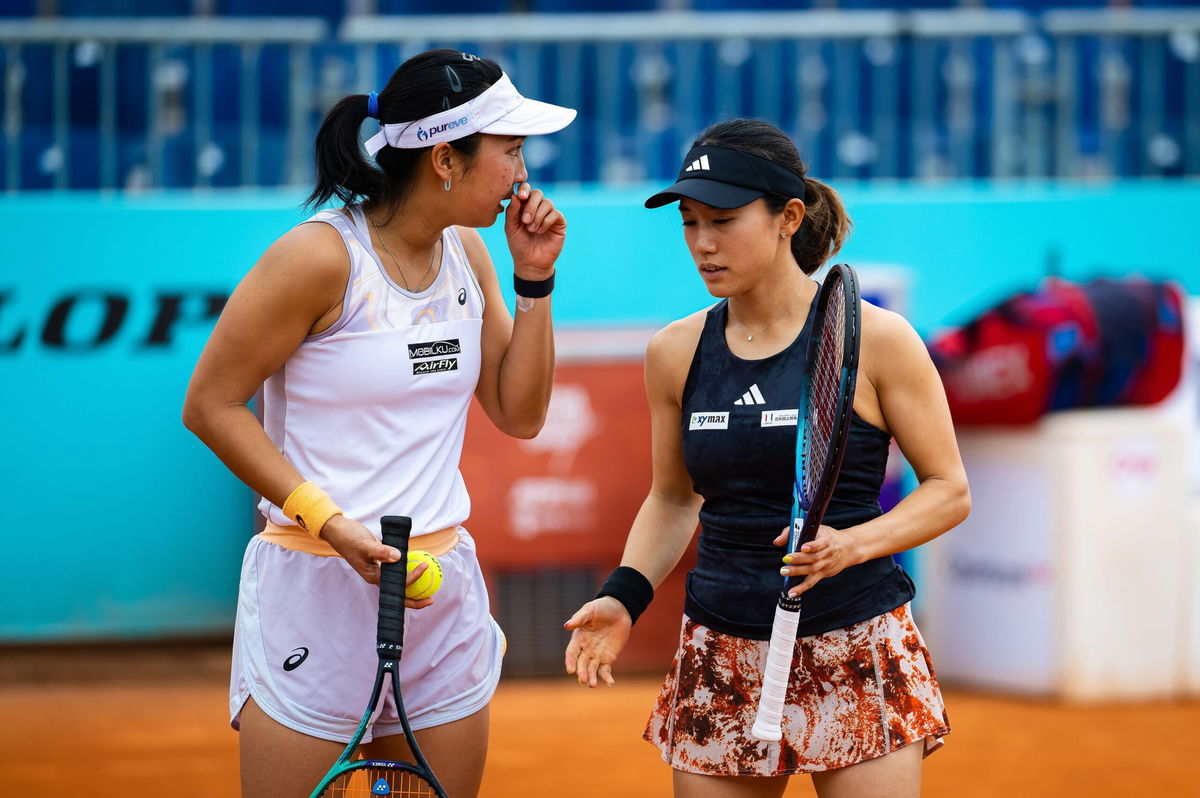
[305,49,504,214]
[694,118,852,275]
[794,176,850,276]
[305,94,384,211]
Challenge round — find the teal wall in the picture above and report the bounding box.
[2,181,1197,641]
[489,181,1200,335]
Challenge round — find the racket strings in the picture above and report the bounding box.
[801,280,847,506]
[323,766,441,797]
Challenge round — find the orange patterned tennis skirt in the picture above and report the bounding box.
[643,603,949,777]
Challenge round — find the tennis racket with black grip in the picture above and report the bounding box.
[751,263,862,742]
[310,515,448,797]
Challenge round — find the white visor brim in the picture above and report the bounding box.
[364,74,576,156]
[478,96,576,138]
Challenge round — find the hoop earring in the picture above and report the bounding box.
[444,179,452,192]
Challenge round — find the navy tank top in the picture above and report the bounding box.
[680,300,915,640]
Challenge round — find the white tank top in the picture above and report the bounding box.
[257,206,486,537]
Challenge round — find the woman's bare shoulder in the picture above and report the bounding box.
[257,218,351,286]
[647,307,710,363]
[860,299,935,389]
[861,300,923,351]
[643,307,713,403]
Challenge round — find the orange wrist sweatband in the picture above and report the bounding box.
[281,481,344,540]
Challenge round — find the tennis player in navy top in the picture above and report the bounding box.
[565,119,970,798]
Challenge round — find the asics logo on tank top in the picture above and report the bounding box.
[684,154,711,172]
[458,287,467,305]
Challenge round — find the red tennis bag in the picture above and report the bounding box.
[928,278,1185,426]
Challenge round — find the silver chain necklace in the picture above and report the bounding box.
[370,215,438,293]
[727,290,802,342]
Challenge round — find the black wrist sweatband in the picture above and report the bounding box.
[514,272,554,298]
[596,566,654,625]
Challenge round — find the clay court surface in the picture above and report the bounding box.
[1,644,1195,797]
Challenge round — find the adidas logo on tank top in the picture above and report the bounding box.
[733,384,766,406]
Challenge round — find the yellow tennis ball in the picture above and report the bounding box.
[406,550,443,600]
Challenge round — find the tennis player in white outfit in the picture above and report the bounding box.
[183,49,575,798]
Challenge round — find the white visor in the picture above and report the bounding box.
[364,74,576,156]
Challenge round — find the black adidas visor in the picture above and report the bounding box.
[644,145,808,209]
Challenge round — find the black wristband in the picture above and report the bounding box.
[514,272,554,298]
[596,566,654,625]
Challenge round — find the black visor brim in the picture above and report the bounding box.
[644,179,766,210]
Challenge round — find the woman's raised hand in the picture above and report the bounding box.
[504,181,566,276]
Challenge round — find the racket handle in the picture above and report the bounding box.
[377,515,413,657]
[752,601,802,742]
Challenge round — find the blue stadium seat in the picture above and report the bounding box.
[215,0,345,25]
[58,0,191,15]
[985,0,1104,9]
[691,0,815,9]
[377,0,511,12]
[692,1,958,8]
[835,0,957,7]
[530,0,658,10]
[0,0,36,17]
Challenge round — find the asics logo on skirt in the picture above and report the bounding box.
[282,647,309,671]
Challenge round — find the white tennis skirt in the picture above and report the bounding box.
[230,528,504,743]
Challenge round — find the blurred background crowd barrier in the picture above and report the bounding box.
[2,0,1199,703]
[2,2,1200,190]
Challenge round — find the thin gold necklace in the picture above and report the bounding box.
[728,290,802,342]
[370,215,438,293]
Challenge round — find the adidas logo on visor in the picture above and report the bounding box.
[733,384,766,406]
[684,154,711,172]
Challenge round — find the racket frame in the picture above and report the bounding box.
[751,264,862,742]
[309,515,448,798]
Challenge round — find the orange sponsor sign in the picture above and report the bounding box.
[461,330,693,672]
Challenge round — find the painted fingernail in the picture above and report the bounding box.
[523,213,532,222]
[782,555,793,564]
[779,567,789,576]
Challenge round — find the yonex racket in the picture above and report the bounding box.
[751,263,862,742]
[310,515,448,797]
